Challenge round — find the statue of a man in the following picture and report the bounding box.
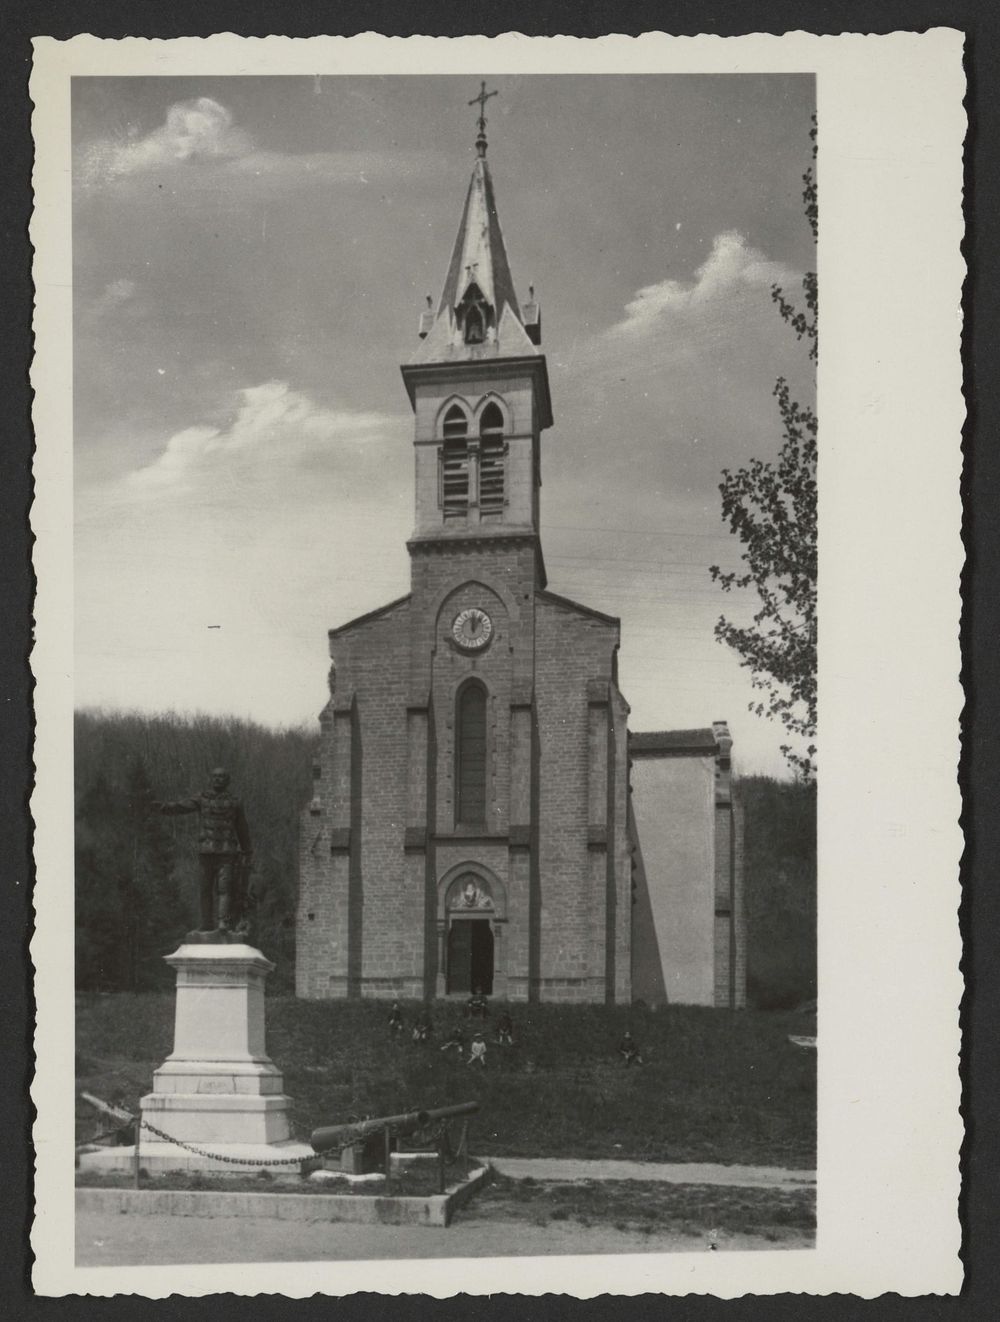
[154,767,253,938]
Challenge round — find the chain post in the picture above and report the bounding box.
[383,1125,392,1190]
[133,1115,141,1189]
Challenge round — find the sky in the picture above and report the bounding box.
[72,74,816,777]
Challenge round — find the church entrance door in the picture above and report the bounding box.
[446,919,494,995]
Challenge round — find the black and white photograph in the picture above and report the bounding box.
[30,31,964,1298]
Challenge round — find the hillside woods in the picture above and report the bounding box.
[74,709,314,992]
[74,709,816,1006]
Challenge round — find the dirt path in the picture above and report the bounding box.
[75,1205,811,1267]
[488,1158,815,1189]
[73,1158,816,1268]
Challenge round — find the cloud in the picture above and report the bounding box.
[76,379,414,727]
[81,98,254,185]
[609,230,795,337]
[222,148,436,187]
[547,230,812,507]
[126,381,402,496]
[85,277,139,321]
[79,96,442,193]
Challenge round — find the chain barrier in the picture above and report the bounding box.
[137,1118,340,1167]
[87,1114,469,1173]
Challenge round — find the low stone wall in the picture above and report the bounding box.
[76,1164,490,1228]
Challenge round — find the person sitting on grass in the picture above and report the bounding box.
[388,1001,404,1033]
[465,986,489,1019]
[440,1026,465,1057]
[412,1009,433,1045]
[617,1030,644,1067]
[467,1032,487,1067]
[495,1011,515,1046]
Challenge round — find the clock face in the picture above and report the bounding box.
[452,607,494,651]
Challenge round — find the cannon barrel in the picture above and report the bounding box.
[310,1100,479,1152]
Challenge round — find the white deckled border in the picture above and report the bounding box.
[30,29,965,1299]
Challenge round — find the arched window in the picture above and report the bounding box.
[441,406,469,518]
[456,682,487,825]
[465,306,485,344]
[479,402,505,516]
[457,282,490,346]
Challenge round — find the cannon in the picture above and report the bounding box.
[311,1101,480,1176]
[310,1100,479,1155]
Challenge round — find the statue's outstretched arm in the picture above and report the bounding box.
[154,797,200,816]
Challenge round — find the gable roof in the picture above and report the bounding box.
[629,729,720,756]
[328,594,411,639]
[536,588,620,629]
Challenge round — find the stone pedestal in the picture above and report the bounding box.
[79,943,313,1174]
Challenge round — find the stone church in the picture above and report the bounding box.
[297,117,745,1008]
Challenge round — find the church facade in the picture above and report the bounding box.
[296,121,745,1007]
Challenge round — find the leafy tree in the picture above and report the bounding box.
[75,771,127,990]
[122,756,186,988]
[75,754,184,990]
[711,119,817,781]
[738,775,817,1010]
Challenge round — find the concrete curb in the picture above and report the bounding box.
[76,1164,490,1228]
[488,1157,816,1189]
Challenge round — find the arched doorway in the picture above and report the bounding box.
[446,918,494,994]
[442,872,498,996]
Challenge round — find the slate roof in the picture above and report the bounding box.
[327,594,411,638]
[629,729,720,755]
[439,155,521,324]
[408,153,539,366]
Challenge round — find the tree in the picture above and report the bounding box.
[739,775,817,1009]
[75,754,184,991]
[74,709,316,990]
[711,118,817,781]
[122,755,186,989]
[75,771,127,990]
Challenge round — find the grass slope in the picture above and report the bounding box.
[77,995,816,1168]
[474,1175,815,1241]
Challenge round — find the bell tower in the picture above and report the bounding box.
[300,83,638,1007]
[400,85,551,586]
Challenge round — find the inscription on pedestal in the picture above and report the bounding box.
[178,968,262,987]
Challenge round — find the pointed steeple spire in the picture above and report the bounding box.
[409,85,542,364]
[438,153,521,332]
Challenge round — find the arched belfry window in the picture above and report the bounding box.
[465,306,485,344]
[479,402,506,517]
[456,281,491,346]
[456,682,487,826]
[441,406,469,518]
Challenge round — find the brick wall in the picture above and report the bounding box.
[533,593,625,1002]
[296,599,414,999]
[297,345,713,1007]
[296,550,633,1002]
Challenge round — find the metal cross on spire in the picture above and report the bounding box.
[469,80,498,157]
